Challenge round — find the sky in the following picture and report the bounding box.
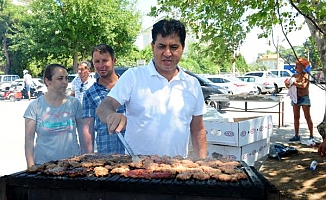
[136,0,311,63]
[136,0,158,28]
[240,22,310,63]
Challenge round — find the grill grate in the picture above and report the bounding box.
[1,162,279,200]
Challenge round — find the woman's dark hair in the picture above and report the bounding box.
[151,19,186,47]
[43,63,67,86]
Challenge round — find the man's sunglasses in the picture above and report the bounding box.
[79,83,84,92]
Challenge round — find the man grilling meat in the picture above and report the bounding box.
[96,19,207,159]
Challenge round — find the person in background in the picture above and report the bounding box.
[80,44,125,154]
[23,70,33,100]
[284,57,314,142]
[96,19,207,159]
[317,111,326,156]
[70,61,95,104]
[318,136,326,157]
[24,64,82,168]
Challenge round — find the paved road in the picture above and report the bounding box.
[0,83,325,176]
[0,99,30,176]
[225,84,325,127]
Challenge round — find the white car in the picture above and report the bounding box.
[243,70,292,93]
[203,75,259,95]
[10,78,46,91]
[237,76,276,94]
[67,74,77,95]
[0,74,20,91]
[9,78,47,98]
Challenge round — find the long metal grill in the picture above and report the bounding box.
[1,162,279,200]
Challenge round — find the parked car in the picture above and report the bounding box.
[244,70,292,93]
[268,69,293,79]
[66,74,77,95]
[268,69,293,89]
[0,74,20,91]
[310,70,325,83]
[112,67,231,109]
[115,67,131,77]
[203,74,259,95]
[236,75,276,94]
[182,69,231,109]
[9,78,47,99]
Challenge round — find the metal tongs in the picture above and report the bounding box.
[116,132,141,163]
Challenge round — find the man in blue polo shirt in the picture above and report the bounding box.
[80,44,125,154]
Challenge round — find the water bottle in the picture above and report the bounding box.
[310,160,318,170]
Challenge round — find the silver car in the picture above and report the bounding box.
[237,76,276,94]
[203,75,259,95]
[0,75,20,91]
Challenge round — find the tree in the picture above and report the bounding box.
[302,38,320,69]
[0,0,30,75]
[151,0,326,124]
[279,45,301,65]
[150,1,325,70]
[9,0,141,73]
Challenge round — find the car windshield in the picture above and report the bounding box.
[34,79,44,85]
[68,75,76,83]
[267,72,277,78]
[225,76,242,82]
[10,81,20,87]
[196,74,214,84]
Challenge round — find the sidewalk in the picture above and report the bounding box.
[222,85,325,170]
[254,114,323,170]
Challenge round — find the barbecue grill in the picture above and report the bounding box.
[0,161,279,200]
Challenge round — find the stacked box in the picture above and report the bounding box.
[207,138,270,166]
[204,115,273,166]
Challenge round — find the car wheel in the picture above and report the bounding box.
[208,101,219,110]
[257,87,262,95]
[9,95,15,102]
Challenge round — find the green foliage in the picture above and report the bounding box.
[235,54,250,74]
[179,58,200,72]
[178,42,249,75]
[150,0,326,72]
[139,45,153,62]
[303,37,320,69]
[0,1,30,74]
[266,37,320,70]
[117,45,153,66]
[2,0,326,77]
[5,0,142,75]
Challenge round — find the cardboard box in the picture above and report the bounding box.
[204,115,273,147]
[207,138,270,166]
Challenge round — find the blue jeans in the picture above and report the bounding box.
[291,95,311,106]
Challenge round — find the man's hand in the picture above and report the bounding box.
[318,140,326,157]
[107,113,127,134]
